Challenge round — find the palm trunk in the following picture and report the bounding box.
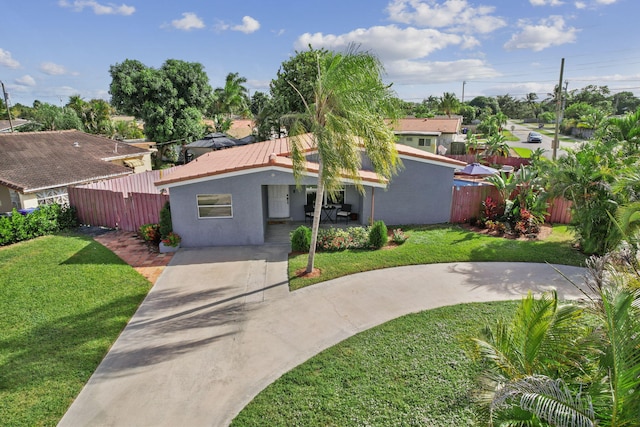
[306,162,325,274]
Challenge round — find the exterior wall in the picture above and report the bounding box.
[396,135,437,153]
[19,193,39,209]
[169,170,313,247]
[361,158,455,225]
[0,186,12,212]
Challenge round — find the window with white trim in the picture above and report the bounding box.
[197,194,232,218]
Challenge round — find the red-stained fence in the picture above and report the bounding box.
[68,168,175,232]
[450,185,573,224]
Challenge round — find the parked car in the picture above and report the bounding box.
[527,131,543,143]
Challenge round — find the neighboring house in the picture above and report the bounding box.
[0,130,152,211]
[155,134,466,247]
[393,117,464,154]
[226,119,255,139]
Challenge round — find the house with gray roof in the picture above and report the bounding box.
[0,130,152,212]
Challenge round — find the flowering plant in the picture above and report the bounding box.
[162,232,181,247]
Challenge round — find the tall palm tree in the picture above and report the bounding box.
[214,72,250,118]
[289,47,401,274]
[438,92,460,117]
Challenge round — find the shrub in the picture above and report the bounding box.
[368,220,388,249]
[159,201,172,239]
[139,223,161,244]
[315,226,371,251]
[0,203,78,246]
[346,226,370,249]
[291,226,312,252]
[391,228,408,244]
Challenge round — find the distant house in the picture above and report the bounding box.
[0,130,152,211]
[155,133,465,247]
[393,117,464,154]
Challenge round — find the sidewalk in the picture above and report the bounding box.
[58,243,587,427]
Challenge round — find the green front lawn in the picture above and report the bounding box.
[232,301,518,426]
[0,234,151,427]
[511,146,532,158]
[289,224,585,290]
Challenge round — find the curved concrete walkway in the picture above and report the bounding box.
[59,246,587,427]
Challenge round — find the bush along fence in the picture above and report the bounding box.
[450,185,572,225]
[0,204,77,246]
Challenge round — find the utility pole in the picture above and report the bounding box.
[461,80,466,103]
[0,80,14,132]
[552,58,564,161]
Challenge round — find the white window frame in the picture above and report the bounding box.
[197,194,233,219]
[305,186,345,206]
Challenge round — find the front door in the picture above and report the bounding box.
[268,185,290,218]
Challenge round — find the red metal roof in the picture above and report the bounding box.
[155,133,465,188]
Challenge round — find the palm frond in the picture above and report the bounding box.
[493,375,596,427]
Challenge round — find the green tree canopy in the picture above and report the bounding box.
[109,59,211,144]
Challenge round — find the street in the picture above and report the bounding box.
[506,120,577,159]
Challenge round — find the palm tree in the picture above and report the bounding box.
[213,72,250,118]
[438,92,460,117]
[288,47,401,274]
[484,133,510,158]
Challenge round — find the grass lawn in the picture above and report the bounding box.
[289,224,586,290]
[232,300,519,426]
[511,146,532,158]
[501,129,520,141]
[0,233,152,427]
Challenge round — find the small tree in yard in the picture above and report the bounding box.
[159,202,172,239]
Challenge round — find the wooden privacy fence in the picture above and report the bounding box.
[67,168,176,232]
[450,185,572,224]
[68,187,169,232]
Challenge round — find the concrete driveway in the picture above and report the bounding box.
[59,245,587,427]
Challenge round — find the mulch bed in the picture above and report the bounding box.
[459,223,553,241]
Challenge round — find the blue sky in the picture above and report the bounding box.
[1,0,636,107]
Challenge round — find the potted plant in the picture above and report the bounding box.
[159,232,181,253]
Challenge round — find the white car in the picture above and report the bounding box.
[527,131,543,143]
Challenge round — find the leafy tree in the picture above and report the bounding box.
[469,96,500,117]
[29,103,83,131]
[250,91,269,117]
[458,104,476,124]
[109,59,211,145]
[496,94,523,119]
[109,59,210,167]
[568,84,611,112]
[610,91,640,115]
[287,47,401,274]
[438,92,460,117]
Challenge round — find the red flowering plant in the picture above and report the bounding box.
[161,232,181,247]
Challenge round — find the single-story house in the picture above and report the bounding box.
[155,134,466,247]
[393,117,464,154]
[182,132,248,163]
[0,129,152,211]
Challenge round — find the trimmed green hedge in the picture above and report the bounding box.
[0,204,77,246]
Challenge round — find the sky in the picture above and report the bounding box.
[1,0,637,108]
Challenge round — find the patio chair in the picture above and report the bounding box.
[336,204,352,224]
[304,204,315,223]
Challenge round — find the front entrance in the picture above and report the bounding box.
[267,185,290,219]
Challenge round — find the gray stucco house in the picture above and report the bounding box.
[155,133,465,247]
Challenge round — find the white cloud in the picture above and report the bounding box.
[386,0,506,34]
[530,0,564,5]
[171,12,205,31]
[575,1,586,8]
[596,0,617,4]
[0,48,20,69]
[15,75,36,86]
[296,25,467,62]
[504,16,579,51]
[386,58,500,85]
[58,0,135,16]
[40,62,67,75]
[232,16,260,34]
